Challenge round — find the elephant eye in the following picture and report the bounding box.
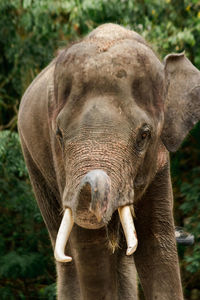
[136,125,151,151]
[141,132,148,139]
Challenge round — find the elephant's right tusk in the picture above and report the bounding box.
[118,206,138,256]
[54,208,74,263]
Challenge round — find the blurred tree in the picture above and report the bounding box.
[0,131,55,299]
[0,0,200,298]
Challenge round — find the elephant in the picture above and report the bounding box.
[18,23,200,300]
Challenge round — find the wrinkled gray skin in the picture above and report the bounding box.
[18,24,200,300]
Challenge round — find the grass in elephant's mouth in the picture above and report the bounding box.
[106,211,121,253]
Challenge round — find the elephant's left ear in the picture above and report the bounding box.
[161,52,200,152]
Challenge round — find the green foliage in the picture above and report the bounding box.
[171,122,200,297]
[0,0,200,298]
[0,131,55,299]
[179,167,200,276]
[180,168,200,274]
[39,283,57,300]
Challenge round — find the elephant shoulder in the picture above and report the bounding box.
[18,59,56,180]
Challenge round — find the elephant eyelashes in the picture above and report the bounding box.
[56,127,63,144]
[135,125,151,151]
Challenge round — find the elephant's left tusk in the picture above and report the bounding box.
[54,208,74,263]
[118,206,138,255]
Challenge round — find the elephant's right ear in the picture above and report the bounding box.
[161,53,200,152]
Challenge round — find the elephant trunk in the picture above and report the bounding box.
[78,169,111,223]
[54,169,138,262]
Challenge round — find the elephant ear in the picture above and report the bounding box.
[161,52,200,152]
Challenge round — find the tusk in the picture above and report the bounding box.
[118,206,138,256]
[54,208,74,263]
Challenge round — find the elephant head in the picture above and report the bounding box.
[50,24,200,263]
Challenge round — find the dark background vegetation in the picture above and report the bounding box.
[0,0,200,299]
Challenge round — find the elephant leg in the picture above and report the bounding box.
[134,165,183,300]
[117,250,138,300]
[56,261,80,300]
[20,137,80,299]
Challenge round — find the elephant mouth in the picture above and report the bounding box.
[54,169,138,263]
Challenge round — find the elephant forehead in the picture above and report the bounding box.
[54,39,164,122]
[66,39,161,82]
[72,41,164,115]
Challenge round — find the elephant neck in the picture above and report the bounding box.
[71,225,117,300]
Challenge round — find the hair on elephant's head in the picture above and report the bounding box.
[52,24,200,262]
